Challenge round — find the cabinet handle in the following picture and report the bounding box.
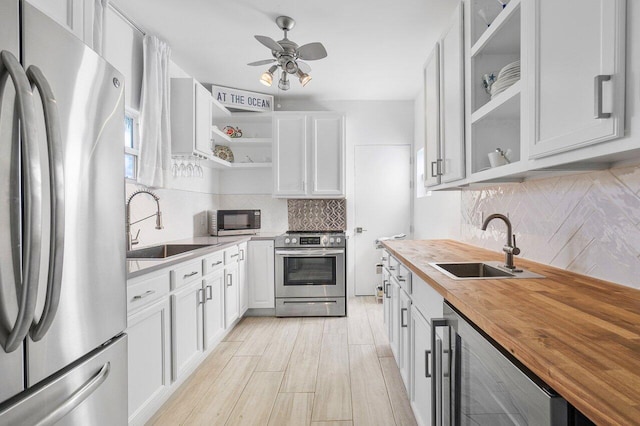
[398,275,406,282]
[198,288,205,305]
[230,253,239,258]
[594,75,612,119]
[431,161,438,177]
[239,249,245,261]
[183,271,198,279]
[383,279,388,296]
[132,290,155,300]
[385,283,391,299]
[401,308,408,327]
[211,260,223,268]
[388,266,395,271]
[425,349,431,378]
[227,274,233,287]
[437,159,443,176]
[206,285,213,300]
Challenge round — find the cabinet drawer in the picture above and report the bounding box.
[412,275,444,320]
[224,246,240,265]
[388,256,400,274]
[170,260,203,290]
[397,263,412,295]
[127,272,170,313]
[202,251,224,275]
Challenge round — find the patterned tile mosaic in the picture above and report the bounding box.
[288,199,347,231]
[460,164,640,290]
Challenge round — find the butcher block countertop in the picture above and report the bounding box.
[382,239,640,426]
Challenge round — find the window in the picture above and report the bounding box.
[124,112,140,180]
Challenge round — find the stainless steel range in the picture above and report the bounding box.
[275,232,346,317]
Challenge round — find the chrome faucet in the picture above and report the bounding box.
[126,189,163,251]
[481,213,521,270]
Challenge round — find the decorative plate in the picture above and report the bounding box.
[213,145,234,162]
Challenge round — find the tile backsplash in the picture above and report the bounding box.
[460,164,640,290]
[288,199,347,231]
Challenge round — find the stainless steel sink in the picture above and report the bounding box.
[126,243,220,260]
[430,262,544,280]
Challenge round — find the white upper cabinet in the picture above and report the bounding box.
[28,0,85,40]
[527,0,626,159]
[171,78,215,159]
[440,3,466,184]
[273,114,307,196]
[423,3,465,188]
[273,112,346,198]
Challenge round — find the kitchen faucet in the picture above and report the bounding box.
[126,189,163,251]
[481,213,521,270]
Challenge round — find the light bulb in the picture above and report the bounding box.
[297,70,312,87]
[259,65,278,87]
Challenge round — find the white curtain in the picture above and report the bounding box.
[138,35,172,188]
[92,0,109,55]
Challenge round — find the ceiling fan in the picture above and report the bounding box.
[248,16,328,90]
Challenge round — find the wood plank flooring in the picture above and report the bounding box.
[148,297,416,426]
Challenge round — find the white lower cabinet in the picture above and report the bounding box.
[224,261,240,327]
[382,267,391,332]
[410,304,433,426]
[389,278,401,362]
[399,288,412,393]
[171,280,204,381]
[247,240,275,309]
[127,297,171,425]
[203,269,225,350]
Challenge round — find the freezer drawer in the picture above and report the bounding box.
[0,334,127,425]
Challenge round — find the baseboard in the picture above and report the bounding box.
[245,308,275,316]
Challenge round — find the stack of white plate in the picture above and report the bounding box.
[491,60,520,99]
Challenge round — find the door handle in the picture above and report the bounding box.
[34,362,110,426]
[594,75,612,119]
[206,285,213,300]
[26,65,66,342]
[355,227,367,233]
[0,50,42,353]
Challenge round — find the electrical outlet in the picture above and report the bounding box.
[476,211,484,225]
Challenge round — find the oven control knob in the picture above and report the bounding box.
[285,238,290,244]
[322,236,328,245]
[336,237,342,243]
[292,238,297,244]
[330,237,335,244]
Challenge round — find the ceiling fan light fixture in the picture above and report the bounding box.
[296,69,312,87]
[259,65,278,87]
[278,73,290,91]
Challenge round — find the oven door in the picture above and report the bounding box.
[275,249,346,298]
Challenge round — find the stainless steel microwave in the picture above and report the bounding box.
[208,210,261,236]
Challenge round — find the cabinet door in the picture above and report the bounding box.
[203,270,225,350]
[224,263,240,327]
[382,269,391,333]
[309,114,345,197]
[440,3,465,183]
[273,114,307,196]
[171,281,204,381]
[248,240,275,309]
[424,43,442,187]
[389,279,401,363]
[529,0,626,158]
[194,82,212,156]
[410,305,432,426]
[127,298,171,424]
[238,243,249,316]
[399,288,412,392]
[28,0,84,40]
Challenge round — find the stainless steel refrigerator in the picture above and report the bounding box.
[0,1,127,423]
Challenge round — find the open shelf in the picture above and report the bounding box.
[472,80,521,123]
[471,0,521,57]
[209,156,231,168]
[228,162,272,169]
[211,126,232,143]
[223,138,272,147]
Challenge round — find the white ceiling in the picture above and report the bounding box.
[112,0,459,101]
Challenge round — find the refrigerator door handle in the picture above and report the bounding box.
[25,65,65,342]
[33,362,110,426]
[0,50,42,353]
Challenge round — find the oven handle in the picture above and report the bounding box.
[275,249,345,256]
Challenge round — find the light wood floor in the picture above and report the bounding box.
[149,297,417,426]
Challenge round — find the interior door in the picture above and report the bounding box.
[0,0,26,403]
[23,3,126,386]
[354,145,411,295]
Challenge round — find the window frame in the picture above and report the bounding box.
[125,108,140,182]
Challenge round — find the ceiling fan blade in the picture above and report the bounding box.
[247,59,276,66]
[297,42,327,60]
[297,61,312,73]
[255,35,284,52]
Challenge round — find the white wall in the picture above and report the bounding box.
[277,100,415,296]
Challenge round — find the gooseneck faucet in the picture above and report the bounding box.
[481,213,520,270]
[126,189,163,251]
